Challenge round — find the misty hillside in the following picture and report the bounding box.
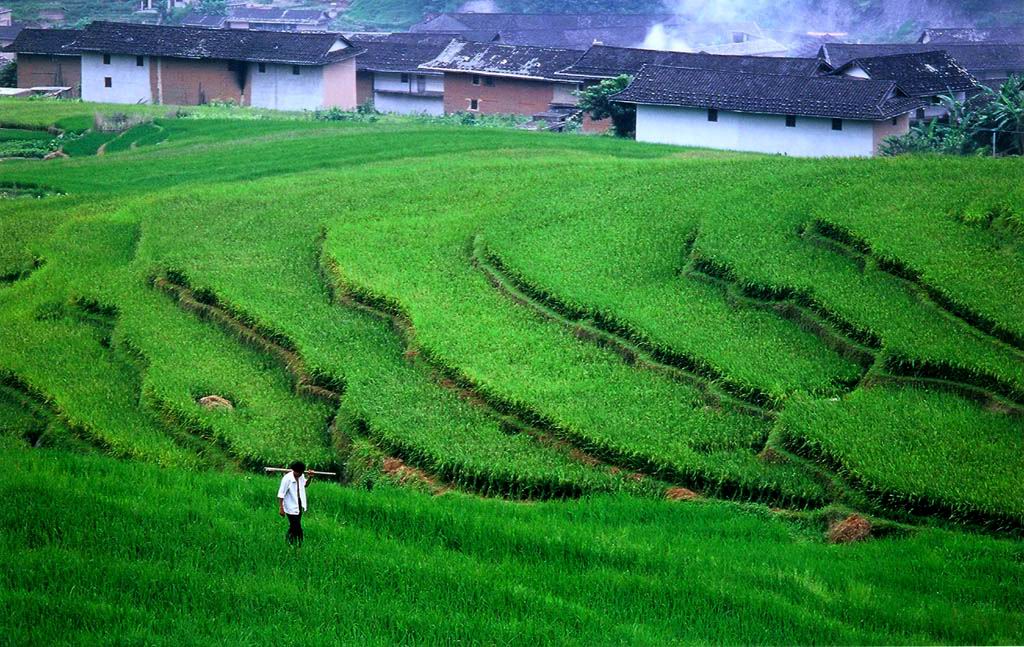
[6,0,1022,35]
[345,0,1021,35]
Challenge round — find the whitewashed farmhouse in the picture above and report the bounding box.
[614,64,926,157]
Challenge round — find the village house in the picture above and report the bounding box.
[70,21,360,109]
[138,0,194,13]
[614,64,924,157]
[829,50,978,121]
[819,42,1024,87]
[3,28,81,96]
[347,32,453,114]
[0,5,22,60]
[556,44,829,131]
[181,7,332,32]
[419,40,583,117]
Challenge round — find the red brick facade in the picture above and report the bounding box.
[149,57,247,105]
[582,113,612,133]
[443,72,560,116]
[16,54,81,96]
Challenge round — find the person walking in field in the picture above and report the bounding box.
[278,461,313,546]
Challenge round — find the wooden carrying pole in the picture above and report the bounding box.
[264,467,337,476]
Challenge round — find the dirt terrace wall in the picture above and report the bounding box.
[17,54,81,96]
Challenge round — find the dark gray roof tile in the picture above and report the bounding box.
[558,44,826,79]
[74,21,359,65]
[420,40,583,80]
[833,50,978,96]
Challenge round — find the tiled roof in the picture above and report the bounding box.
[613,64,926,120]
[700,37,788,56]
[919,27,1024,44]
[557,44,827,79]
[73,21,359,65]
[419,40,583,81]
[4,28,79,54]
[180,13,228,28]
[229,7,327,22]
[414,13,690,32]
[834,50,978,96]
[820,42,1024,73]
[348,32,455,72]
[0,23,22,42]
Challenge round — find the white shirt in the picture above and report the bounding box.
[277,472,308,515]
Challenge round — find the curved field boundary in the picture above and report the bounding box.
[0,181,64,199]
[807,219,1024,357]
[154,274,342,404]
[686,252,1024,415]
[1,258,45,286]
[316,246,664,500]
[0,371,106,452]
[155,268,608,499]
[781,430,1023,535]
[326,239,833,508]
[473,235,773,417]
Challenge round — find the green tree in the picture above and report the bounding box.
[983,75,1024,155]
[576,75,635,137]
[0,61,16,88]
[195,0,228,15]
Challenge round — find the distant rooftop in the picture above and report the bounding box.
[819,42,1024,74]
[613,64,926,121]
[420,40,584,81]
[833,50,978,97]
[348,32,455,73]
[557,44,826,80]
[919,26,1024,44]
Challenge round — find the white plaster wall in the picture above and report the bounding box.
[373,72,443,93]
[250,63,324,111]
[81,53,151,104]
[374,91,444,115]
[635,104,877,157]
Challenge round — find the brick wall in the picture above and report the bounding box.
[443,72,555,116]
[872,112,910,154]
[17,54,81,96]
[149,57,245,106]
[582,113,611,133]
[356,70,373,106]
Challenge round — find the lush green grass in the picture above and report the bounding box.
[1,101,1022,640]
[2,443,1023,645]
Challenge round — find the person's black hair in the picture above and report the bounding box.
[290,461,306,473]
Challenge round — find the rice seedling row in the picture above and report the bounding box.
[474,234,775,416]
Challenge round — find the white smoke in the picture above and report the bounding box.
[639,24,693,52]
[459,0,498,12]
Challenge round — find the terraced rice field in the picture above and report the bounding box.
[1,100,1022,642]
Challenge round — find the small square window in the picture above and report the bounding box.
[469,98,479,111]
[831,118,843,131]
[484,76,495,86]
[916,108,926,120]
[103,53,111,65]
[292,65,301,75]
[104,76,112,88]
[472,74,481,86]
[707,108,718,122]
[136,55,144,67]
[257,62,266,73]
[785,115,796,127]
[400,73,409,83]
[891,117,898,125]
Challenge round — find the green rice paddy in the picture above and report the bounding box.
[1,98,1022,643]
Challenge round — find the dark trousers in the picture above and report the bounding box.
[286,512,303,545]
